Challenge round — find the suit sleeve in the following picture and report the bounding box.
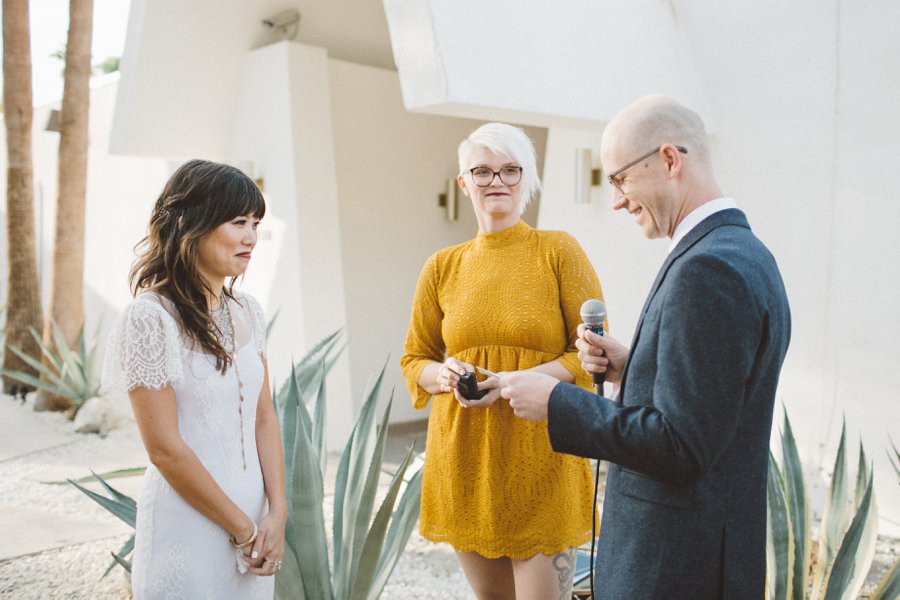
[554,233,605,390]
[548,252,761,484]
[399,254,446,410]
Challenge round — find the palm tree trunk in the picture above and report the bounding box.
[35,0,94,412]
[2,0,44,396]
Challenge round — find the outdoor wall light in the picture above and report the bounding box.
[574,148,602,204]
[438,178,458,221]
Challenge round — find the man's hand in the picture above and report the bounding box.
[500,371,559,421]
[575,324,629,384]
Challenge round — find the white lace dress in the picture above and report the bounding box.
[103,291,274,600]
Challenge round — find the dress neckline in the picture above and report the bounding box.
[137,290,255,357]
[474,219,531,249]
[186,339,256,358]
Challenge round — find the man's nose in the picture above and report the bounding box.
[611,188,627,210]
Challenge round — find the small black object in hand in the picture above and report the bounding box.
[458,372,488,400]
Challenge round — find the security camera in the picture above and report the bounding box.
[262,9,300,31]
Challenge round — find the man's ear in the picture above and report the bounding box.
[661,144,683,176]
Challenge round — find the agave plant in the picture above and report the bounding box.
[273,330,424,600]
[0,320,101,411]
[64,329,424,597]
[766,408,899,599]
[68,470,137,574]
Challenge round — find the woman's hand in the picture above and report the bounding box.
[437,357,473,393]
[455,371,507,408]
[245,509,286,576]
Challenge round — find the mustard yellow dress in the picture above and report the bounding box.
[400,220,604,558]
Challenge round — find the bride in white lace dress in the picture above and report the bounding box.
[103,160,286,599]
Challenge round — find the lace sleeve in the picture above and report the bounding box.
[101,298,184,392]
[242,293,267,357]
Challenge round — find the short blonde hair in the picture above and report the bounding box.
[458,123,541,215]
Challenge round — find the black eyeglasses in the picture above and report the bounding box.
[468,165,523,187]
[607,145,687,192]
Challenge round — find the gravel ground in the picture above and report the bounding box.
[0,532,471,599]
[0,397,470,599]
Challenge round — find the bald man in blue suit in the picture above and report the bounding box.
[499,95,791,599]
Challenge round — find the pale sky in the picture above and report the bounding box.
[6,0,131,105]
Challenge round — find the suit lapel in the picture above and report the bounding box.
[618,209,750,396]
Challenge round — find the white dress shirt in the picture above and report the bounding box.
[669,197,737,253]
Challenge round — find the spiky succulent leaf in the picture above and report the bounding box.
[2,321,102,405]
[278,364,302,513]
[350,429,412,600]
[103,534,135,577]
[2,343,78,397]
[274,544,307,599]
[68,478,136,528]
[781,413,809,600]
[811,419,850,598]
[110,552,132,573]
[57,467,146,485]
[820,473,877,600]
[352,443,423,600]
[285,395,333,599]
[767,450,794,600]
[347,391,393,595]
[869,557,900,600]
[333,365,386,598]
[0,366,80,401]
[854,442,869,513]
[311,362,328,476]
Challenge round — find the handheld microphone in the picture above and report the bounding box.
[579,299,607,395]
[580,299,607,600]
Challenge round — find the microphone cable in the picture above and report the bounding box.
[589,457,600,599]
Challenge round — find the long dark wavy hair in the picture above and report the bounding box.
[130,159,266,373]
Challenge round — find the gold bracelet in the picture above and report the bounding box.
[230,523,258,549]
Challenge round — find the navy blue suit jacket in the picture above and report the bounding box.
[548,209,790,599]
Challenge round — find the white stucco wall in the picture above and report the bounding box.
[384,0,713,130]
[110,0,398,160]
[110,1,256,160]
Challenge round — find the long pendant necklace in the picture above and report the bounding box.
[219,296,248,472]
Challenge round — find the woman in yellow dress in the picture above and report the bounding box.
[400,123,605,599]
